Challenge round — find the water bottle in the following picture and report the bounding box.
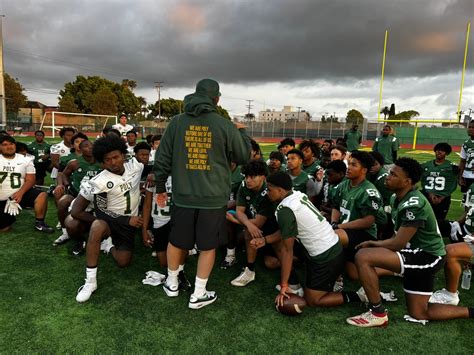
[461,268,471,290]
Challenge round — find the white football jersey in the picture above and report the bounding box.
[0,153,36,201]
[80,158,144,217]
[147,176,172,228]
[50,141,72,178]
[112,123,134,136]
[126,143,136,160]
[149,149,156,165]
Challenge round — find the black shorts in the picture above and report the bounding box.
[397,248,445,295]
[261,217,279,237]
[99,217,136,252]
[34,161,49,179]
[342,229,374,262]
[169,206,227,251]
[0,188,43,229]
[152,222,171,252]
[305,248,345,292]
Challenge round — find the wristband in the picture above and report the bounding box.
[263,236,268,245]
[331,222,339,230]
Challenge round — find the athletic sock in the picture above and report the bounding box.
[36,218,45,223]
[178,264,184,272]
[288,269,299,285]
[246,262,255,271]
[85,267,97,284]
[193,276,208,297]
[370,302,385,315]
[167,268,179,287]
[227,248,236,257]
[468,307,474,319]
[62,227,68,236]
[342,291,361,303]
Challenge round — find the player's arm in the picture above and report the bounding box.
[338,214,375,230]
[372,140,378,152]
[230,124,252,165]
[70,195,96,224]
[357,225,416,251]
[50,152,60,169]
[235,206,264,238]
[331,208,341,225]
[141,190,153,248]
[459,157,466,186]
[11,173,35,203]
[276,236,295,306]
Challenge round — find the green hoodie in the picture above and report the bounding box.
[154,93,251,209]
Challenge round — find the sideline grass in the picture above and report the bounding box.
[0,145,472,353]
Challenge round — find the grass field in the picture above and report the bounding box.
[0,141,472,353]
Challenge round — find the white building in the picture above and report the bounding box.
[258,106,310,122]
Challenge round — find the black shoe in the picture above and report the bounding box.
[35,222,54,234]
[178,270,192,291]
[72,241,85,256]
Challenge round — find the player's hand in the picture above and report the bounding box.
[142,230,154,248]
[356,240,377,249]
[275,285,290,307]
[10,191,24,204]
[315,168,324,182]
[146,173,155,188]
[250,237,265,249]
[156,192,168,208]
[226,212,240,224]
[246,223,263,239]
[53,185,65,199]
[129,216,144,228]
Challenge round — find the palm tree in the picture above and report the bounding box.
[381,106,390,119]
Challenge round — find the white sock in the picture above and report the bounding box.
[167,268,179,287]
[178,264,184,272]
[445,289,458,297]
[227,248,235,257]
[193,276,208,297]
[86,267,97,284]
[62,227,69,236]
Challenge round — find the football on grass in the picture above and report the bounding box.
[276,294,307,316]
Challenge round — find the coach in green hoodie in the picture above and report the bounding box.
[154,78,251,309]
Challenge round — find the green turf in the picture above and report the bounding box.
[0,146,472,353]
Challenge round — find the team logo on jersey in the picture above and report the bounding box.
[107,181,114,188]
[372,201,379,210]
[406,210,415,220]
[78,168,82,173]
[246,196,250,201]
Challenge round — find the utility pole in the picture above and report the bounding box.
[246,99,253,120]
[296,106,302,121]
[154,81,164,119]
[0,15,6,129]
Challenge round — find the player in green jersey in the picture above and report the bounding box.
[420,143,458,220]
[286,149,321,198]
[267,151,285,175]
[230,160,280,287]
[347,158,473,328]
[27,130,51,185]
[344,123,362,152]
[319,160,346,219]
[458,121,474,203]
[372,125,399,170]
[298,139,321,176]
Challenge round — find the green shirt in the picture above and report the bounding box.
[421,160,458,197]
[70,156,102,194]
[390,189,446,257]
[344,130,362,151]
[333,179,383,238]
[369,168,392,206]
[372,135,399,164]
[236,181,275,219]
[28,141,51,163]
[59,152,81,171]
[289,170,309,193]
[230,165,244,200]
[461,138,474,178]
[303,159,320,177]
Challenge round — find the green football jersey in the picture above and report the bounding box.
[465,183,474,208]
[27,141,51,163]
[344,130,362,151]
[461,138,474,176]
[420,160,458,197]
[289,170,309,193]
[303,159,320,177]
[369,168,392,206]
[390,189,446,256]
[70,156,102,194]
[333,179,382,238]
[464,206,474,234]
[236,181,275,219]
[59,152,81,170]
[372,135,399,164]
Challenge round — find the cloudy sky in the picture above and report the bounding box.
[2,0,473,120]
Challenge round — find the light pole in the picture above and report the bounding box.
[154,81,164,119]
[0,15,6,129]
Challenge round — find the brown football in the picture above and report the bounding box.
[276,294,307,316]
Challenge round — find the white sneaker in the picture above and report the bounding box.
[163,280,179,297]
[53,233,70,246]
[429,288,460,306]
[275,284,304,297]
[100,237,113,254]
[231,267,255,286]
[357,287,398,303]
[188,291,217,309]
[76,280,97,303]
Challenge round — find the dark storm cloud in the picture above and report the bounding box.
[2,0,473,90]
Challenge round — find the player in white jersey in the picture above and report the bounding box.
[262,171,376,308]
[112,114,134,137]
[72,134,144,303]
[0,136,54,233]
[50,127,75,179]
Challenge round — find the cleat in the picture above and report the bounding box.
[53,233,70,246]
[72,241,86,256]
[163,281,179,297]
[275,284,304,297]
[188,291,217,309]
[35,222,54,234]
[230,267,255,287]
[346,310,389,328]
[76,280,97,303]
[178,270,192,291]
[100,237,113,254]
[220,255,237,269]
[429,288,460,306]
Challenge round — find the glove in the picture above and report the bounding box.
[449,221,462,242]
[4,199,22,216]
[403,315,428,325]
[463,234,474,244]
[142,271,166,286]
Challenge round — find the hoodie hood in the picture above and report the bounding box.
[183,93,217,117]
